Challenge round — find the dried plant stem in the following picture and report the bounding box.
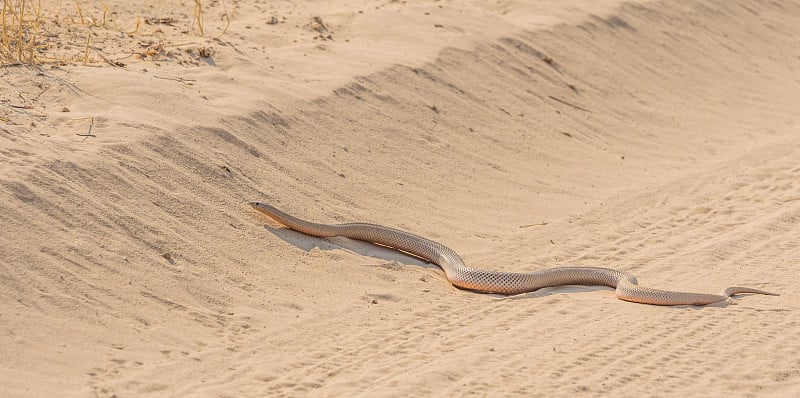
[83,33,89,64]
[17,0,23,61]
[73,0,83,24]
[193,0,203,36]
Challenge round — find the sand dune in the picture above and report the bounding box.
[1,0,799,396]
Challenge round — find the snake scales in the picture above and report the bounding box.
[250,202,777,306]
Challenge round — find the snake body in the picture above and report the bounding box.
[250,202,777,306]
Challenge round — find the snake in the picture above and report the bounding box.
[250,202,778,306]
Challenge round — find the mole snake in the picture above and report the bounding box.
[250,202,777,306]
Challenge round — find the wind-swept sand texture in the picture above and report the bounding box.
[1,0,799,397]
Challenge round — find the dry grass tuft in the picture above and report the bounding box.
[1,0,44,65]
[1,0,230,67]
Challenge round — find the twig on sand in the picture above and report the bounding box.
[154,75,196,85]
[519,222,548,228]
[76,117,95,141]
[548,95,592,113]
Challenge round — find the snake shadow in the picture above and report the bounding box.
[262,225,441,271]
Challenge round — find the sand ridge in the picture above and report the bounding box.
[1,0,799,396]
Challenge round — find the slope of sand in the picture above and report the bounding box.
[2,0,800,396]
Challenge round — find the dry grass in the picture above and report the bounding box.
[1,0,43,64]
[1,0,227,66]
[193,0,230,38]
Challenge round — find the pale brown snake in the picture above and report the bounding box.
[251,202,777,306]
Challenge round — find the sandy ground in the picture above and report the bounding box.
[2,0,800,396]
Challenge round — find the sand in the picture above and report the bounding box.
[1,0,799,396]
